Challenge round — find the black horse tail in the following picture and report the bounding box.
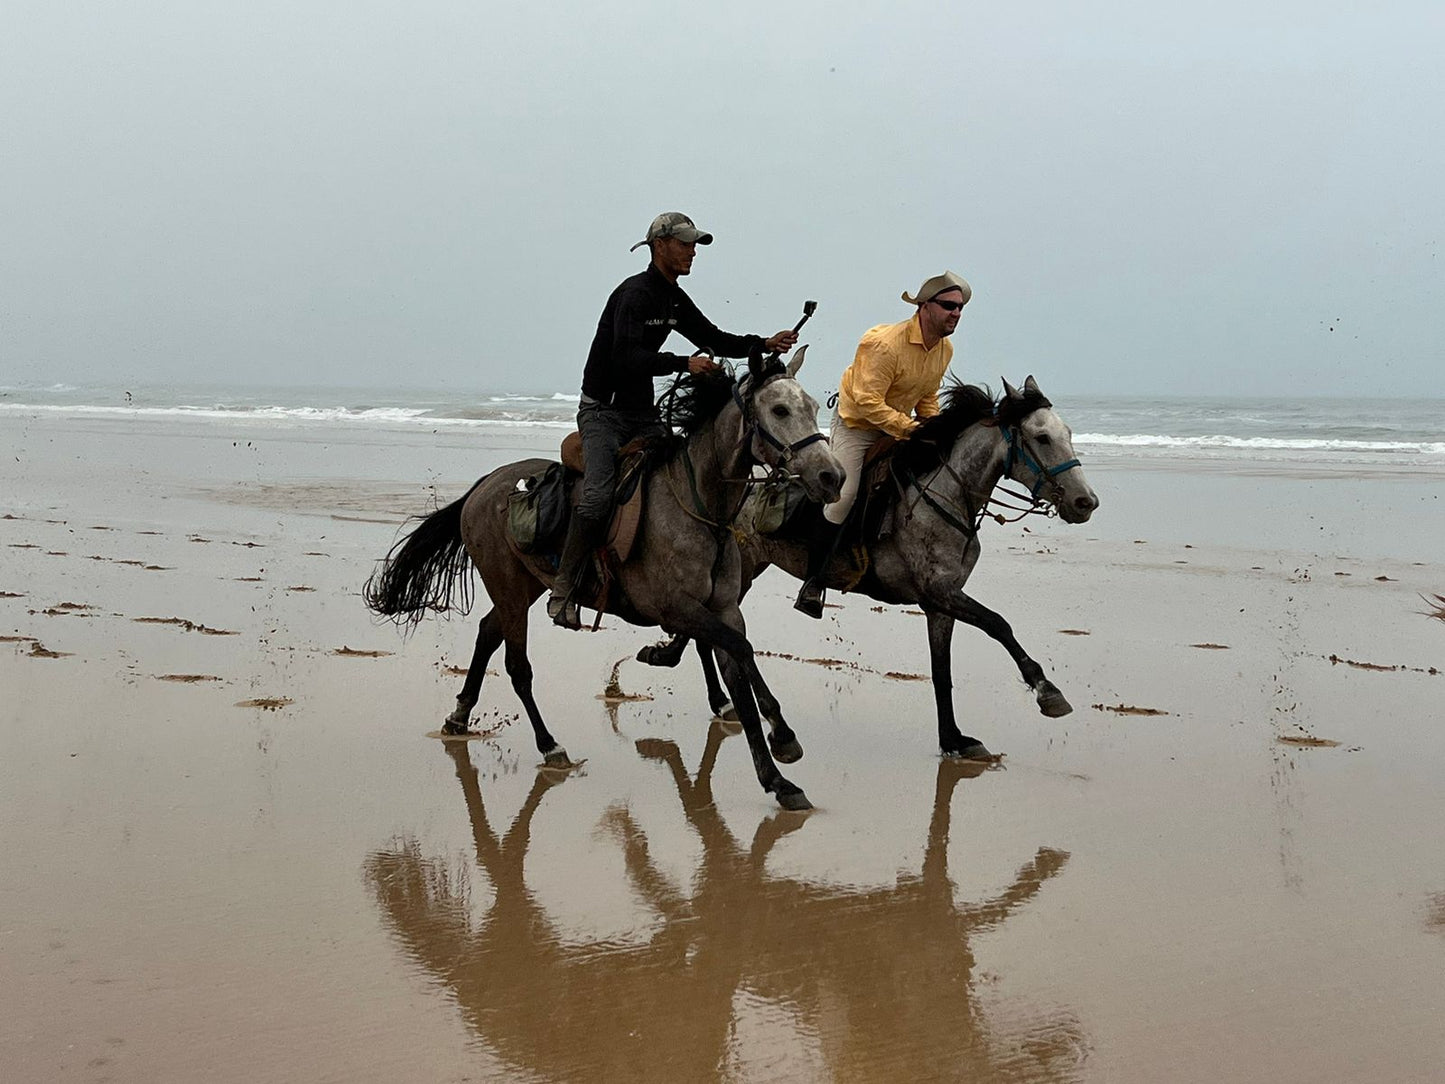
[364,476,487,629]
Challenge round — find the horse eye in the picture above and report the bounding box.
[771,405,790,418]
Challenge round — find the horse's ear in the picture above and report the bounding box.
[786,344,808,378]
[1023,374,1041,397]
[747,348,764,382]
[1001,377,1021,400]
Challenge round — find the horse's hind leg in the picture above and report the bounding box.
[635,634,735,721]
[938,592,1073,718]
[694,642,735,720]
[635,632,690,668]
[925,610,994,760]
[503,629,570,767]
[443,609,505,735]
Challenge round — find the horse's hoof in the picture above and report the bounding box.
[713,701,739,722]
[946,741,994,761]
[542,747,571,768]
[769,734,805,764]
[1036,681,1073,718]
[636,642,682,668]
[774,787,813,812]
[441,718,471,736]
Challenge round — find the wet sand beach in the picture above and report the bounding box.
[3,410,1444,1082]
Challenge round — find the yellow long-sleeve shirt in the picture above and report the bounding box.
[836,313,952,439]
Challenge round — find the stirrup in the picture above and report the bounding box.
[546,593,582,630]
[793,581,825,619]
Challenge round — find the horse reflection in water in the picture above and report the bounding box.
[364,727,1085,1081]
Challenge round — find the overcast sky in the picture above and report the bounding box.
[2,1,1441,398]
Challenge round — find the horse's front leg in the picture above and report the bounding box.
[639,635,802,763]
[662,601,810,811]
[928,590,1073,718]
[924,610,994,759]
[694,643,801,763]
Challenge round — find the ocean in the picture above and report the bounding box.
[5,379,1441,471]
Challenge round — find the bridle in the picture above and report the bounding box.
[998,418,1082,503]
[663,362,830,532]
[901,407,1082,537]
[732,368,830,481]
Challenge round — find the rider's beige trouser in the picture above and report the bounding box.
[823,406,885,525]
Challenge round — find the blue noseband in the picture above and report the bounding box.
[999,421,1081,500]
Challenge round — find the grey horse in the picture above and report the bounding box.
[364,351,844,810]
[639,375,1099,760]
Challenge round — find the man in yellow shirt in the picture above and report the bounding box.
[794,270,971,617]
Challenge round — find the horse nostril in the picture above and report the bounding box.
[1074,494,1097,512]
[819,470,839,493]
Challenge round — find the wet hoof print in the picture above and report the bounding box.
[235,697,292,711]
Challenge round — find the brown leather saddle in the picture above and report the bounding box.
[559,431,647,565]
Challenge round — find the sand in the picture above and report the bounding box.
[3,409,1443,1082]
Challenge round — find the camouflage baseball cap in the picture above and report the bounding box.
[629,212,714,252]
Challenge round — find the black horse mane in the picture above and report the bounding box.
[652,361,786,459]
[893,379,1053,475]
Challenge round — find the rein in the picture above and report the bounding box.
[898,412,1081,538]
[663,368,830,586]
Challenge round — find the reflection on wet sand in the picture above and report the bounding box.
[364,723,1084,1081]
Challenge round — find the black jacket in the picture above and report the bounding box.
[580,264,763,410]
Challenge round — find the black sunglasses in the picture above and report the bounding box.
[930,298,965,312]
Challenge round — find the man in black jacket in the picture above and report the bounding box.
[547,212,798,628]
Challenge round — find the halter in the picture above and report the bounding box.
[998,417,1082,501]
[667,365,829,533]
[731,372,830,476]
[899,403,1081,540]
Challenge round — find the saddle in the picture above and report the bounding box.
[751,435,907,592]
[503,432,654,620]
[559,431,647,565]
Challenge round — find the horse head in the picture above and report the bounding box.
[743,345,845,505]
[998,376,1099,523]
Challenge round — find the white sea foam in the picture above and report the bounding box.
[1075,432,1445,456]
[0,401,575,429]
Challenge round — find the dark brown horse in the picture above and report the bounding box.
[364,352,843,809]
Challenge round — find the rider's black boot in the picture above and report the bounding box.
[793,520,844,619]
[547,513,605,630]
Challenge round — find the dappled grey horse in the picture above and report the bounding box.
[641,376,1098,760]
[364,350,844,809]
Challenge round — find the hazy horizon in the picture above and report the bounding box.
[4,2,1442,399]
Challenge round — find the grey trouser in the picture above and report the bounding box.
[576,398,666,522]
[823,405,884,525]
